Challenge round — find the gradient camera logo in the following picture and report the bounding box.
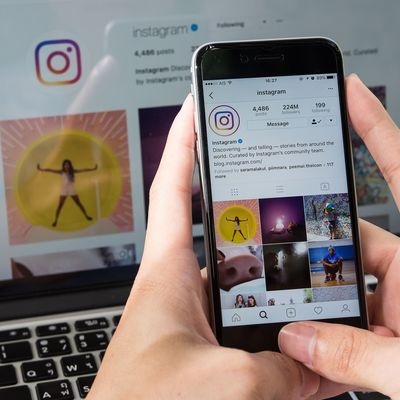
[208,105,240,136]
[35,39,82,86]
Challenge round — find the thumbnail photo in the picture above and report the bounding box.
[139,105,202,224]
[11,243,136,279]
[351,86,389,206]
[259,196,307,244]
[308,240,357,287]
[263,242,311,291]
[218,245,265,293]
[266,288,313,306]
[220,292,267,310]
[213,199,262,247]
[304,193,352,241]
[0,111,134,245]
[312,285,358,303]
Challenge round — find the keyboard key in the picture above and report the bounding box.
[36,380,73,400]
[37,337,72,357]
[36,323,70,337]
[113,315,121,326]
[99,351,106,361]
[21,359,58,382]
[77,375,96,398]
[0,328,31,343]
[75,318,109,332]
[0,341,33,363]
[0,364,17,387]
[75,331,108,352]
[0,386,32,400]
[61,354,97,377]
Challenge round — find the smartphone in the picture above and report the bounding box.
[191,38,368,352]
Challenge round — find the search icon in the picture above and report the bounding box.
[259,310,268,319]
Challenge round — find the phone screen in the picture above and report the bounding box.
[202,72,363,330]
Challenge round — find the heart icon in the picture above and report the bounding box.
[314,306,323,315]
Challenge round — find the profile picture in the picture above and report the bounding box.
[259,196,307,244]
[304,193,352,241]
[0,110,134,244]
[263,242,311,291]
[308,240,357,287]
[208,105,240,136]
[213,199,262,246]
[217,245,265,293]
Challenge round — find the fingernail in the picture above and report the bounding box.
[300,365,320,398]
[278,323,316,365]
[349,73,365,87]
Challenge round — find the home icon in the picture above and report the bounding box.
[231,313,241,323]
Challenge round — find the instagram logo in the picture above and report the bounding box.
[35,39,82,85]
[208,105,240,136]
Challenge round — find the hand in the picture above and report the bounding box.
[88,95,320,400]
[279,74,400,399]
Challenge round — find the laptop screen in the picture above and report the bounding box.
[0,0,399,299]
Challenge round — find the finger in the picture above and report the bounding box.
[279,321,400,398]
[359,219,400,280]
[371,324,395,337]
[201,267,208,290]
[144,94,196,255]
[314,378,355,400]
[347,74,400,205]
[366,293,375,322]
[251,351,320,399]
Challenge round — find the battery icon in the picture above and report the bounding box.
[327,75,334,79]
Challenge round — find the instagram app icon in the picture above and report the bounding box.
[208,105,240,136]
[35,39,82,86]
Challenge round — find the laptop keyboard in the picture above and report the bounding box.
[0,308,390,400]
[0,308,122,399]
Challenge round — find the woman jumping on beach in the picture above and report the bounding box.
[37,159,98,227]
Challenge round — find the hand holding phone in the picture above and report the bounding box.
[191,38,368,352]
[278,75,400,400]
[90,95,322,400]
[92,73,400,400]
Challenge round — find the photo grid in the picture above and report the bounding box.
[217,193,359,311]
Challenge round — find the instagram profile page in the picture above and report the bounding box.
[203,74,361,327]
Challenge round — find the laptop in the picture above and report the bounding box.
[0,1,396,399]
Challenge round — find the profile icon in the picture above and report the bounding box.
[208,105,240,136]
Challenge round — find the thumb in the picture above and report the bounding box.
[278,321,400,398]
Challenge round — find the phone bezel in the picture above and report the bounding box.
[192,38,369,352]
